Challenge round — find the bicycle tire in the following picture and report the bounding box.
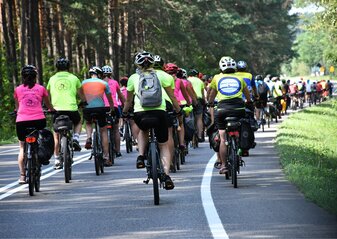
[26,144,34,196]
[261,112,265,132]
[150,142,160,205]
[93,131,100,176]
[180,149,185,165]
[125,122,133,153]
[34,152,41,192]
[176,149,180,170]
[108,128,115,165]
[61,136,71,183]
[231,138,238,188]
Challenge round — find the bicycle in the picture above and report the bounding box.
[106,113,115,165]
[255,99,270,132]
[122,114,134,154]
[224,117,244,188]
[54,115,74,183]
[143,128,166,205]
[170,112,182,173]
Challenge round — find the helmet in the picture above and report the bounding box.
[134,51,154,66]
[255,75,263,81]
[153,55,164,68]
[237,60,247,70]
[120,76,128,86]
[177,68,187,79]
[188,69,199,77]
[21,65,37,78]
[164,63,178,74]
[89,66,103,76]
[219,56,236,72]
[102,65,113,75]
[56,57,70,71]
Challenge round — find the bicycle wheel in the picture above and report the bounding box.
[93,131,100,175]
[26,145,35,196]
[34,152,41,192]
[180,148,185,165]
[61,136,71,183]
[261,112,265,132]
[125,122,133,153]
[230,138,238,188]
[150,142,160,205]
[108,128,115,165]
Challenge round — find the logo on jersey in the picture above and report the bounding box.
[218,77,241,96]
[55,80,71,91]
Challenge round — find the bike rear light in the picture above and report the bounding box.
[106,125,112,129]
[228,131,239,137]
[25,136,37,143]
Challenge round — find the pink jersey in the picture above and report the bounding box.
[103,79,120,108]
[179,79,192,104]
[14,84,48,122]
[174,78,184,104]
[121,87,127,99]
[289,84,298,94]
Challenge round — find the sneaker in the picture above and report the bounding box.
[104,158,112,167]
[116,152,122,158]
[136,155,146,169]
[54,159,63,170]
[85,138,92,150]
[73,139,81,151]
[163,174,175,190]
[18,174,26,184]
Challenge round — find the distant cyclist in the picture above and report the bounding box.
[236,60,258,100]
[82,66,115,166]
[255,75,271,125]
[122,51,181,190]
[14,65,54,183]
[47,58,84,170]
[102,65,125,158]
[208,57,252,174]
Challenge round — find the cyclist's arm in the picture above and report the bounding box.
[43,95,55,111]
[122,90,134,113]
[164,86,180,113]
[105,93,114,110]
[180,80,191,105]
[207,88,217,104]
[243,86,252,102]
[117,88,126,105]
[14,98,19,111]
[77,87,86,101]
[187,84,198,105]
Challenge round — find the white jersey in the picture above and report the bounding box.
[306,82,312,92]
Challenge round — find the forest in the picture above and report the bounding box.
[0,0,336,141]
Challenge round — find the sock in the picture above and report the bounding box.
[73,133,79,141]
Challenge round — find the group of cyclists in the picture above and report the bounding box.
[13,51,334,188]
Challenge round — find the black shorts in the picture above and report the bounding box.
[83,107,110,128]
[165,101,174,127]
[134,110,168,143]
[16,119,46,141]
[193,98,204,115]
[53,111,81,126]
[215,98,245,130]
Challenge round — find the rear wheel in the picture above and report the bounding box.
[27,150,34,196]
[34,153,41,192]
[261,112,265,132]
[62,137,71,183]
[125,122,133,153]
[150,142,159,205]
[93,131,100,176]
[108,128,115,165]
[230,138,238,188]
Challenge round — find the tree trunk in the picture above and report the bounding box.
[125,0,135,75]
[112,0,119,80]
[20,0,27,67]
[33,0,43,84]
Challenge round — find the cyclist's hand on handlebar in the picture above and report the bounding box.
[121,111,129,119]
[245,101,255,111]
[78,101,88,108]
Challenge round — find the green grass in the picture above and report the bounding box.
[276,98,337,215]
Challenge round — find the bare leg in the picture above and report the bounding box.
[18,141,25,176]
[113,122,121,153]
[158,141,171,175]
[100,126,109,157]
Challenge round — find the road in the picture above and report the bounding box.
[0,111,337,238]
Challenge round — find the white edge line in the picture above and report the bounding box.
[201,153,229,239]
[0,152,91,200]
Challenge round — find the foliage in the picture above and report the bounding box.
[276,98,337,215]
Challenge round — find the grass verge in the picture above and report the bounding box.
[275,98,337,215]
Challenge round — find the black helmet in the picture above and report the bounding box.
[56,57,70,71]
[255,75,263,81]
[237,60,247,71]
[153,55,164,69]
[21,65,37,78]
[188,69,199,77]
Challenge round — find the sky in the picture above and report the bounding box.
[289,4,324,15]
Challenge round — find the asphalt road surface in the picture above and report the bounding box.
[0,108,337,238]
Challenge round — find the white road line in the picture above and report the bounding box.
[201,154,229,239]
[0,152,91,200]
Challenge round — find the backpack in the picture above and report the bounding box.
[206,123,220,152]
[137,70,162,107]
[239,118,255,150]
[184,114,196,141]
[257,82,268,96]
[37,128,55,165]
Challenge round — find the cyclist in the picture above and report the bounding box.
[102,65,125,158]
[188,69,205,142]
[82,66,115,166]
[208,57,252,174]
[122,51,182,190]
[47,57,84,170]
[14,65,55,183]
[236,60,258,100]
[305,79,312,103]
[255,75,271,126]
[271,76,283,118]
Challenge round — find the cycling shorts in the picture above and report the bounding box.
[16,119,46,141]
[165,100,174,128]
[134,110,168,143]
[193,98,204,115]
[53,111,81,126]
[215,98,245,130]
[83,107,110,128]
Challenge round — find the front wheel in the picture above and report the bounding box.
[93,131,100,176]
[150,142,160,205]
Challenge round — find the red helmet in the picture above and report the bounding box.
[164,63,179,74]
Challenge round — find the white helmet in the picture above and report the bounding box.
[102,65,113,74]
[219,56,236,72]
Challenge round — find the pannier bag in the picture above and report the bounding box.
[38,128,55,165]
[239,118,255,150]
[206,123,220,152]
[203,110,212,128]
[184,114,196,141]
[53,115,73,132]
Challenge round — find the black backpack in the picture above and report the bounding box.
[37,128,55,165]
[258,82,268,96]
[239,118,255,150]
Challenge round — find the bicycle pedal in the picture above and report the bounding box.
[240,160,245,167]
[143,178,150,184]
